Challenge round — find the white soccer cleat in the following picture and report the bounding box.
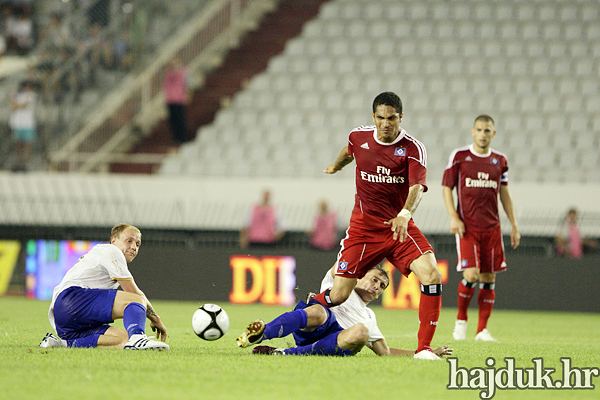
[124,334,170,350]
[452,320,468,341]
[39,333,66,348]
[236,320,265,348]
[414,349,442,361]
[475,328,497,342]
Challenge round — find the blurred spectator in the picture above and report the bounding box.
[240,190,285,249]
[5,6,33,54]
[308,200,339,251]
[556,208,598,258]
[129,6,148,69]
[0,33,6,58]
[9,80,38,172]
[0,5,9,56]
[110,31,132,70]
[80,22,106,85]
[87,0,110,27]
[163,56,191,143]
[40,12,75,53]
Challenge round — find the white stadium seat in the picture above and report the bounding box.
[158,0,600,184]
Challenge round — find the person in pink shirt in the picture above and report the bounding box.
[556,208,584,258]
[240,190,285,249]
[163,56,190,143]
[309,200,339,251]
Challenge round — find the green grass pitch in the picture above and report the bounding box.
[1,296,598,400]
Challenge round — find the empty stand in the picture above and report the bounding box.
[160,0,600,183]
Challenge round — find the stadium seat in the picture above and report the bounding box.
[302,20,322,38]
[285,39,305,56]
[155,0,599,184]
[364,3,383,20]
[534,149,557,168]
[318,2,339,20]
[345,22,366,39]
[553,60,573,76]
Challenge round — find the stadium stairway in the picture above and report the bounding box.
[109,0,331,174]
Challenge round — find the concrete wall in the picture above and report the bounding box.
[1,172,600,236]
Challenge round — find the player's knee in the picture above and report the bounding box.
[345,323,369,347]
[463,269,479,283]
[479,272,495,284]
[113,292,145,319]
[305,305,328,328]
[411,254,442,285]
[125,293,145,306]
[420,265,442,285]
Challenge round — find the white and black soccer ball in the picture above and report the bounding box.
[192,304,229,341]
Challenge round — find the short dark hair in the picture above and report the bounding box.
[372,92,402,114]
[370,264,390,289]
[474,114,495,126]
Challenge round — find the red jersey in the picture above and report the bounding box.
[347,126,428,223]
[442,145,509,231]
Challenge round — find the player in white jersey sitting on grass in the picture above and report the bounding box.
[39,223,169,350]
[237,265,452,358]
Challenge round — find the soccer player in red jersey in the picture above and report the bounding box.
[442,115,521,342]
[311,92,444,360]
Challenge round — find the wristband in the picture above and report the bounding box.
[397,209,412,220]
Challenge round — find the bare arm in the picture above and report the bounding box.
[384,184,424,242]
[324,146,354,174]
[442,185,465,238]
[499,185,520,249]
[119,279,167,341]
[370,339,452,357]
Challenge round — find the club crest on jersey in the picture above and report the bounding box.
[361,142,369,149]
[394,147,406,156]
[460,259,468,268]
[338,261,348,271]
[491,158,499,165]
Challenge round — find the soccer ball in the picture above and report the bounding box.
[192,304,229,341]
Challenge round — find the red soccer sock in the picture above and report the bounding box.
[477,287,495,333]
[457,279,476,321]
[417,285,442,353]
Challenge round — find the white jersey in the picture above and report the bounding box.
[320,272,384,346]
[9,90,36,130]
[48,244,133,329]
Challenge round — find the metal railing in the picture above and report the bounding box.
[48,0,274,172]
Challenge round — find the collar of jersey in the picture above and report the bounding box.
[469,144,492,158]
[372,128,406,146]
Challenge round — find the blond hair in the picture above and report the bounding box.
[110,223,141,240]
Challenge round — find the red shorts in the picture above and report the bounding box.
[455,225,507,273]
[335,212,434,279]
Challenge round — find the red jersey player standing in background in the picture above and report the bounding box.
[442,115,521,342]
[310,92,444,360]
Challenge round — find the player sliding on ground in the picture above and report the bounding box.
[39,223,169,350]
[237,265,452,358]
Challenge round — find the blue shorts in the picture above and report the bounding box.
[53,287,116,340]
[292,300,344,347]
